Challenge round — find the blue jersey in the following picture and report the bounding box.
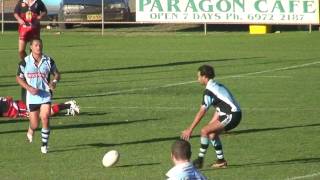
[17,54,58,105]
[166,162,207,180]
[202,79,241,114]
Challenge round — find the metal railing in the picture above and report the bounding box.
[1,0,319,35]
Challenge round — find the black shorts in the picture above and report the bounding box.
[28,102,51,112]
[219,111,242,131]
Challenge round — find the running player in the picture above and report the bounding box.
[181,65,242,169]
[16,38,59,154]
[0,96,80,119]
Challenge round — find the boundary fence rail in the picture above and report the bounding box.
[1,0,319,35]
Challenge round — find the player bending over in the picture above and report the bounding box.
[0,96,80,119]
[181,65,242,169]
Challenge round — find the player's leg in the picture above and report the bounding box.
[51,103,61,116]
[18,39,27,61]
[40,103,51,153]
[209,134,227,168]
[64,100,80,116]
[209,111,242,168]
[50,102,77,116]
[193,112,224,169]
[27,106,40,143]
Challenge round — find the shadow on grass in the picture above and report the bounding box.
[77,111,110,116]
[62,57,262,75]
[77,135,183,148]
[0,83,18,88]
[228,123,320,135]
[0,118,160,135]
[116,162,161,168]
[0,118,28,124]
[49,135,184,153]
[202,157,320,171]
[49,122,320,153]
[0,111,109,125]
[53,91,139,100]
[0,56,262,79]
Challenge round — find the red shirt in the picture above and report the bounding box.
[14,0,47,27]
[0,97,28,118]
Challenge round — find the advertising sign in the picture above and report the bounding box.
[136,0,320,24]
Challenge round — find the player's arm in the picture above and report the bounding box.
[181,106,207,140]
[49,59,61,91]
[16,76,39,95]
[181,90,214,140]
[16,61,39,95]
[37,1,47,20]
[13,3,25,25]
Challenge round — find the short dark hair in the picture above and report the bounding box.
[30,38,43,45]
[171,139,192,160]
[198,65,215,79]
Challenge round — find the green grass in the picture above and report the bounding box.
[0,30,320,180]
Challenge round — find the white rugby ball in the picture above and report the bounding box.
[102,150,119,167]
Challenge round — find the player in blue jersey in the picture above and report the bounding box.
[16,38,60,154]
[181,65,242,169]
[166,139,207,180]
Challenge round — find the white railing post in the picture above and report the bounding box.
[204,23,207,35]
[1,0,4,34]
[101,0,104,35]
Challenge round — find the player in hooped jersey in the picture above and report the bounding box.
[16,38,59,154]
[0,96,80,119]
[181,65,242,169]
[14,0,47,60]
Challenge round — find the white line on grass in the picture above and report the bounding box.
[228,75,292,78]
[74,61,320,98]
[220,61,320,79]
[286,172,320,180]
[82,106,319,112]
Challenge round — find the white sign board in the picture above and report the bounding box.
[136,0,320,24]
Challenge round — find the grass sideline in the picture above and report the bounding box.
[0,31,320,179]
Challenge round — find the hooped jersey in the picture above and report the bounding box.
[17,54,58,105]
[14,0,47,25]
[0,97,28,118]
[202,80,241,115]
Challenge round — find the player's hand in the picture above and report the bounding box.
[27,86,39,95]
[49,82,56,91]
[18,19,25,25]
[181,128,192,141]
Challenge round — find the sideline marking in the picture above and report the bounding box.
[286,172,320,180]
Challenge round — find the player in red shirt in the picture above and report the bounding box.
[13,0,47,60]
[0,96,80,119]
